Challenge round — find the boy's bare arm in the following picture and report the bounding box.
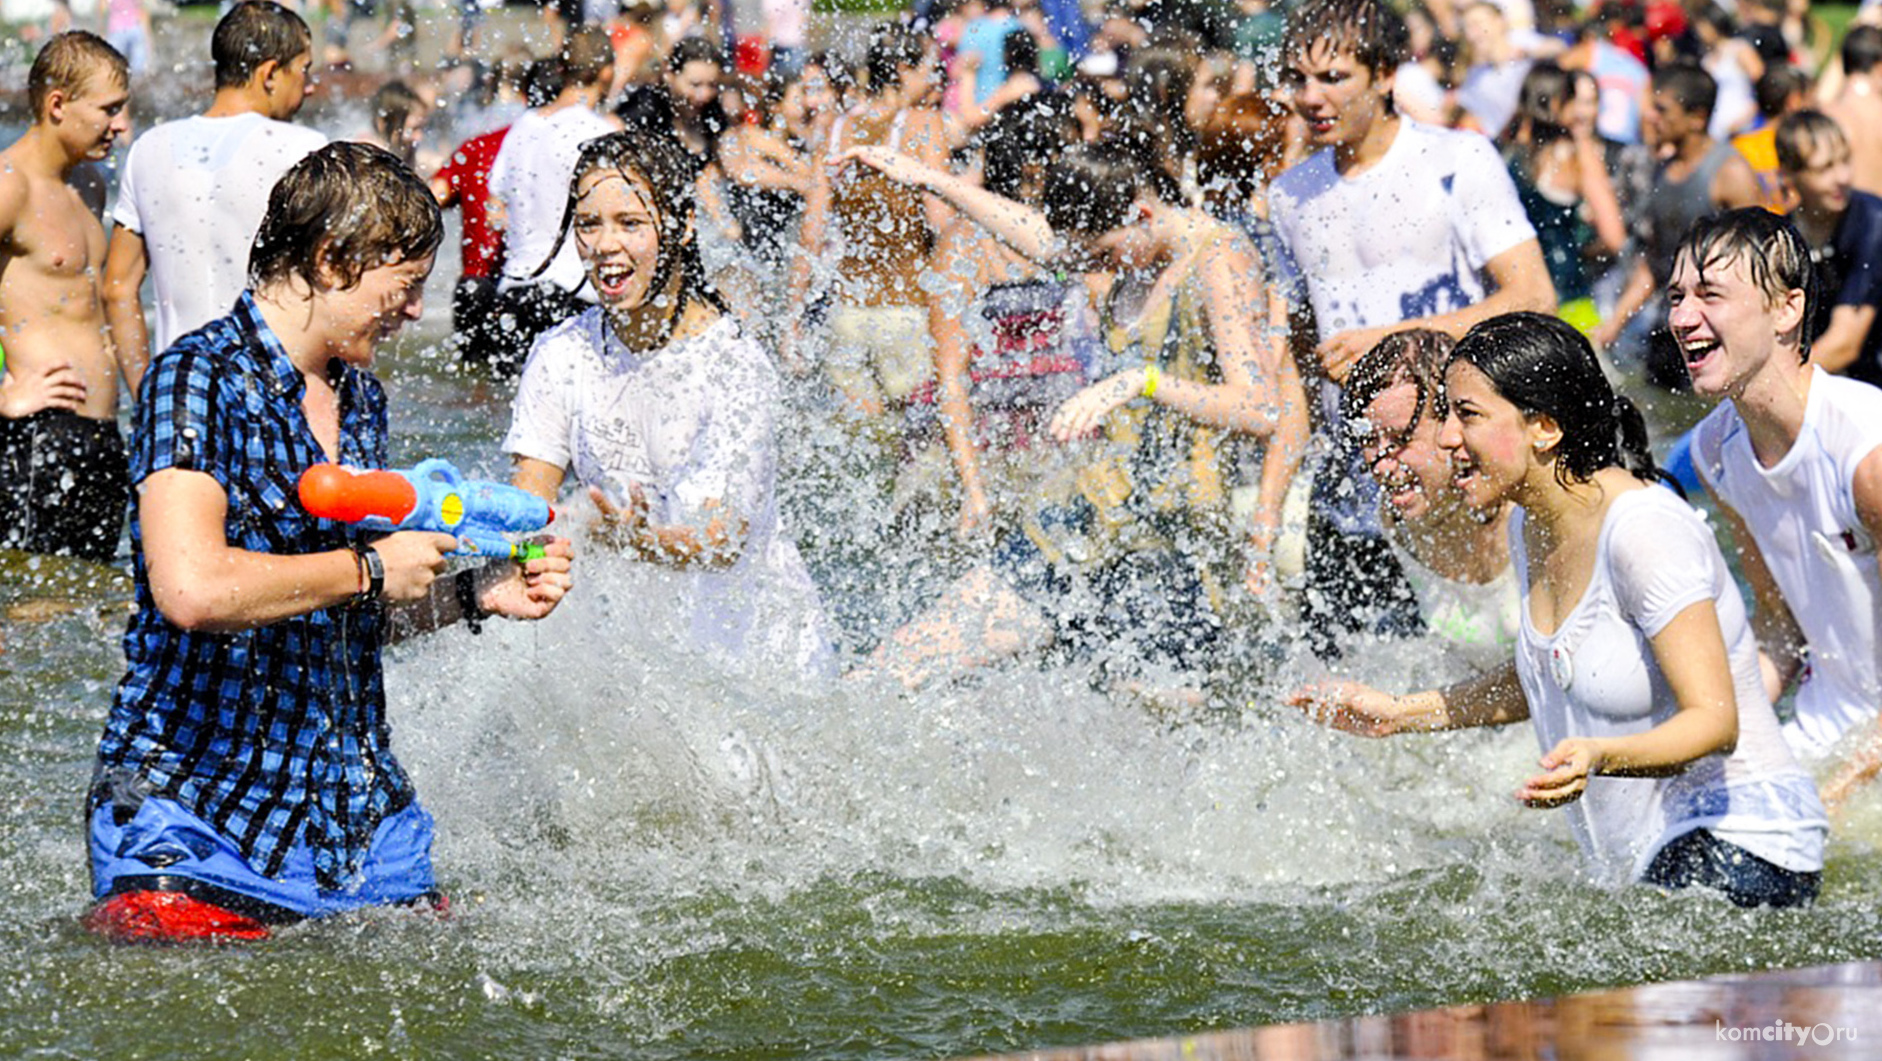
[102,225,151,396]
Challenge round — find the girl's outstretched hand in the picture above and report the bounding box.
[1288,679,1415,737]
[589,483,648,551]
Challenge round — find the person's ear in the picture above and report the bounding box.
[309,238,345,292]
[256,58,282,94]
[1529,412,1564,459]
[1372,62,1396,107]
[44,88,68,124]
[1774,284,1809,342]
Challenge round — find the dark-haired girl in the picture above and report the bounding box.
[1499,63,1625,332]
[1295,311,1826,907]
[504,132,834,677]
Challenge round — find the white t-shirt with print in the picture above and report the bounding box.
[1268,119,1536,346]
[1270,120,1538,533]
[1509,486,1826,886]
[111,113,327,351]
[1691,368,1882,759]
[504,310,834,677]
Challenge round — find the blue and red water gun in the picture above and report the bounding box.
[297,458,554,561]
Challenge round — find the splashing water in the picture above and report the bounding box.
[6,319,1882,1060]
[5,14,1882,1057]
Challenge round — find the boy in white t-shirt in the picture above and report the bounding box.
[101,2,325,366]
[1267,0,1555,660]
[486,25,620,376]
[1673,207,1882,810]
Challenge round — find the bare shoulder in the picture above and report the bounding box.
[0,153,28,234]
[1191,216,1259,274]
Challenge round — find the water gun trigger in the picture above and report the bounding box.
[455,533,549,562]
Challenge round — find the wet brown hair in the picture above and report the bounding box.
[249,141,444,292]
[28,31,128,117]
[1342,328,1457,436]
[212,1,311,90]
[1674,207,1817,363]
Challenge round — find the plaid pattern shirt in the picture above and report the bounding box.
[95,293,414,892]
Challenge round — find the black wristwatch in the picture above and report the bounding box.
[352,543,384,605]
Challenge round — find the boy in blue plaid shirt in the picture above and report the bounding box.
[84,143,574,942]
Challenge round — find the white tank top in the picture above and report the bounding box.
[1388,532,1522,677]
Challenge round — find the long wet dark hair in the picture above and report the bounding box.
[536,131,727,345]
[1450,312,1662,488]
[1040,142,1167,241]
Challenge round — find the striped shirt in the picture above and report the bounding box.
[93,293,413,891]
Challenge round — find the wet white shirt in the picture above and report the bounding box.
[505,310,834,677]
[1692,368,1882,759]
[111,113,327,351]
[1509,486,1825,885]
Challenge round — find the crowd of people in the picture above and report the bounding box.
[6,0,1882,938]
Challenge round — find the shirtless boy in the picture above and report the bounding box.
[0,32,133,563]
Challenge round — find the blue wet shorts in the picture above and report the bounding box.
[89,795,439,923]
[1642,828,1820,909]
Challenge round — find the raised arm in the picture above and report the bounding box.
[834,145,1061,264]
[1047,233,1304,440]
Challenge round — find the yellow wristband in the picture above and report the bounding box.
[1142,363,1161,399]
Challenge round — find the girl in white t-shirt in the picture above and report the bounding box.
[504,132,835,678]
[1295,312,1826,907]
